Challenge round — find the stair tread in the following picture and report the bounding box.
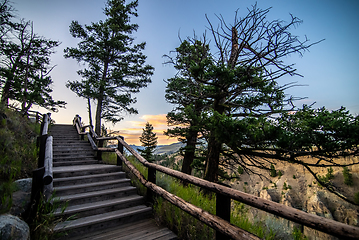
[53,164,120,173]
[54,205,151,232]
[54,154,94,160]
[53,195,144,216]
[55,186,136,202]
[53,172,124,183]
[54,178,130,192]
[53,160,97,163]
[65,219,177,240]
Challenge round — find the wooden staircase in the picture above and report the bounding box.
[50,124,177,240]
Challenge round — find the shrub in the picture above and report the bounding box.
[0,107,39,213]
[326,167,334,180]
[270,164,277,177]
[237,166,244,174]
[354,192,359,205]
[292,227,308,240]
[318,167,336,186]
[343,167,353,186]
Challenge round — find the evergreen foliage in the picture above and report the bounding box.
[64,0,154,136]
[139,122,158,162]
[164,5,322,183]
[0,0,66,113]
[163,4,359,205]
[270,164,277,177]
[342,166,353,186]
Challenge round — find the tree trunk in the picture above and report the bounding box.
[1,62,19,105]
[181,128,198,175]
[95,94,103,136]
[204,134,221,183]
[95,60,109,136]
[87,98,93,127]
[204,97,225,183]
[1,76,12,105]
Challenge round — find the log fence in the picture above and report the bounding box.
[29,112,53,221]
[73,115,359,240]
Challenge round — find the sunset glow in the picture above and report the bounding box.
[116,114,178,145]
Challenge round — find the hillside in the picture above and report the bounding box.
[0,106,39,213]
[126,142,184,156]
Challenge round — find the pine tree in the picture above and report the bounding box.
[165,5,321,183]
[139,122,158,162]
[64,0,154,136]
[0,2,65,112]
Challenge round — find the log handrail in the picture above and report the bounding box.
[73,115,359,240]
[43,136,53,185]
[8,106,43,123]
[116,149,260,240]
[116,136,359,240]
[29,112,53,221]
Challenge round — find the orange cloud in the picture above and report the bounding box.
[130,114,168,128]
[114,114,178,145]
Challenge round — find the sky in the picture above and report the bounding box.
[9,0,359,145]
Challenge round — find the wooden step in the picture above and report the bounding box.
[63,219,178,240]
[53,195,145,219]
[53,156,96,162]
[54,152,95,158]
[54,205,152,238]
[53,160,99,167]
[53,164,121,178]
[53,172,126,187]
[54,178,131,196]
[53,147,93,153]
[54,186,138,206]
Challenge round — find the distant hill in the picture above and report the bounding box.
[155,142,185,155]
[126,142,184,156]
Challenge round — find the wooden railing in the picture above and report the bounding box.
[29,113,53,220]
[8,105,43,123]
[73,115,359,240]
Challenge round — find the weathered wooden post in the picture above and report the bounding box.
[97,139,104,161]
[36,111,40,124]
[147,166,156,204]
[29,167,45,223]
[117,136,124,166]
[216,183,231,240]
[81,126,86,140]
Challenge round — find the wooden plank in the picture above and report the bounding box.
[43,136,53,185]
[87,132,98,150]
[67,219,165,240]
[97,148,116,152]
[116,138,359,240]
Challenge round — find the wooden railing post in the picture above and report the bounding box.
[81,126,85,140]
[29,167,45,223]
[117,136,124,166]
[216,185,231,240]
[36,111,40,124]
[97,139,104,161]
[38,134,48,168]
[147,166,156,204]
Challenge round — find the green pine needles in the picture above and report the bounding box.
[139,122,158,162]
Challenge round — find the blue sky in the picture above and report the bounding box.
[11,0,359,144]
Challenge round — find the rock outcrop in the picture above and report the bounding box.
[304,193,338,240]
[0,214,30,240]
[10,178,32,217]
